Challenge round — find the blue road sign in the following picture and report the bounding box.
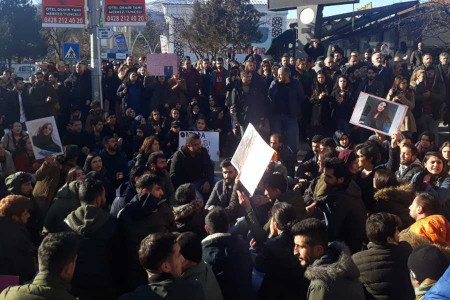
[114,33,128,53]
[63,43,80,61]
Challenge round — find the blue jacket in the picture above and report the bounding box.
[424,266,450,300]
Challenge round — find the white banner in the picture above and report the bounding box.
[179,131,220,161]
[231,123,274,196]
[26,116,63,159]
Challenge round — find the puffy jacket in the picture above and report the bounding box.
[424,265,450,300]
[408,215,450,247]
[305,241,365,300]
[0,272,75,300]
[181,261,223,300]
[352,242,415,300]
[395,160,422,183]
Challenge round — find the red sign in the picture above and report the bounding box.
[104,0,147,27]
[42,0,86,28]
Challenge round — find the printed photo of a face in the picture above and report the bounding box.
[359,97,398,134]
[26,116,63,159]
[164,66,174,77]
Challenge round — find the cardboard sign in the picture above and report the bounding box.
[26,117,63,160]
[42,0,85,28]
[350,92,408,136]
[231,123,275,196]
[104,0,147,26]
[179,131,220,161]
[147,53,178,77]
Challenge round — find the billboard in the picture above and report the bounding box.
[268,0,359,11]
[104,0,147,26]
[42,0,86,28]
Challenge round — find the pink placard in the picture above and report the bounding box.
[146,53,178,77]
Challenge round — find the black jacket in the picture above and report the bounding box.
[64,70,92,108]
[170,146,214,189]
[230,83,268,126]
[255,231,308,300]
[5,89,32,125]
[62,205,120,300]
[202,233,254,300]
[268,78,305,118]
[352,242,415,300]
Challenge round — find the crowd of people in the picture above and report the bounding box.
[0,40,450,300]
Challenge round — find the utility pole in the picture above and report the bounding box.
[88,0,103,107]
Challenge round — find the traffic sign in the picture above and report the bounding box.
[63,43,80,61]
[97,27,114,39]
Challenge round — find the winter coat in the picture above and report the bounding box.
[314,180,367,254]
[205,180,234,210]
[1,131,26,153]
[230,83,268,127]
[62,205,119,300]
[424,265,450,300]
[406,215,450,247]
[352,242,415,300]
[4,89,32,125]
[44,181,80,233]
[167,77,188,106]
[64,71,92,111]
[0,150,16,180]
[0,271,76,300]
[33,160,61,215]
[117,81,145,116]
[169,146,214,189]
[210,69,230,97]
[268,78,305,118]
[399,229,450,261]
[330,89,353,122]
[173,200,207,238]
[13,150,40,174]
[110,181,137,218]
[201,232,254,300]
[373,184,415,229]
[119,273,205,300]
[181,261,223,300]
[255,231,309,300]
[395,160,423,183]
[118,193,176,290]
[180,68,201,101]
[29,81,58,119]
[387,91,417,132]
[305,241,365,300]
[99,149,129,184]
[0,215,36,284]
[103,74,121,106]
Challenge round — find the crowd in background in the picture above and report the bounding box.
[0,39,450,300]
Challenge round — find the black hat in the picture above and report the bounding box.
[177,232,202,263]
[407,244,448,283]
[175,183,196,205]
[171,121,181,129]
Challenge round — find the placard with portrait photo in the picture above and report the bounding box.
[25,116,63,159]
[350,92,408,135]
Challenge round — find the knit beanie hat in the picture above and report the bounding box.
[407,244,448,283]
[177,232,202,263]
[5,172,33,194]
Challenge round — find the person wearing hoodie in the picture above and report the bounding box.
[407,244,449,300]
[5,171,43,246]
[178,232,223,300]
[352,213,415,300]
[118,174,176,291]
[61,177,120,300]
[424,265,450,300]
[201,208,254,300]
[0,195,37,284]
[333,130,352,152]
[292,218,365,300]
[396,143,423,183]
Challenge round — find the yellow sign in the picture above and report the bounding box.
[357,2,372,11]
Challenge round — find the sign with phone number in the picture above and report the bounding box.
[104,0,146,26]
[42,0,85,28]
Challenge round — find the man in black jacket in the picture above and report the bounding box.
[119,233,205,300]
[170,133,215,202]
[64,61,92,120]
[352,212,414,300]
[5,77,32,125]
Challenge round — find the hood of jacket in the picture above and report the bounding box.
[399,229,450,262]
[5,171,33,194]
[374,184,415,206]
[119,193,167,220]
[65,204,110,235]
[305,241,360,283]
[56,181,80,200]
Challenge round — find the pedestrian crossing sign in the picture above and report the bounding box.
[63,43,80,61]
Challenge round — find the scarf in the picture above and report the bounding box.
[414,278,436,300]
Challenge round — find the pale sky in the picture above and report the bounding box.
[287,0,419,18]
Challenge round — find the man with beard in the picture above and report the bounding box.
[210,57,230,107]
[62,119,93,157]
[395,143,423,182]
[200,58,213,100]
[356,66,384,97]
[29,71,58,119]
[293,218,365,300]
[205,159,237,210]
[170,133,215,202]
[148,152,175,205]
[99,136,128,185]
[5,77,32,126]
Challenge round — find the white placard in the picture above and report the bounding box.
[179,131,220,161]
[26,116,63,159]
[231,123,275,196]
[350,92,408,136]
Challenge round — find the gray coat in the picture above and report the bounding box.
[205,180,234,210]
[181,261,223,300]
